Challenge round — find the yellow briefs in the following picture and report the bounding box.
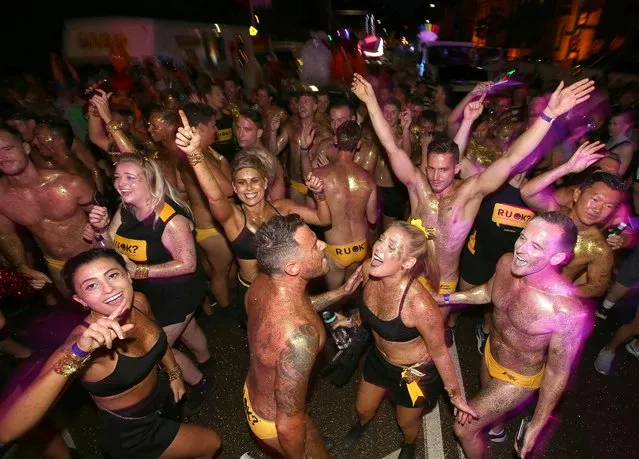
[289,179,308,196]
[43,254,66,271]
[195,227,220,243]
[417,276,458,294]
[243,383,278,440]
[484,337,544,389]
[326,240,368,268]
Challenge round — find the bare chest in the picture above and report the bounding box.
[0,183,81,227]
[492,278,556,338]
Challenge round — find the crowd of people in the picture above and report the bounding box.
[0,48,638,459]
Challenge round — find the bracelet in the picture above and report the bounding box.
[445,385,460,400]
[166,366,183,382]
[106,120,123,133]
[540,111,555,124]
[443,293,451,305]
[300,146,310,152]
[313,190,325,201]
[133,264,150,280]
[186,150,205,167]
[71,342,91,358]
[53,347,92,377]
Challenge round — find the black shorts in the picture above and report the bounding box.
[379,186,408,219]
[97,372,180,459]
[363,346,443,408]
[617,244,639,287]
[460,247,498,286]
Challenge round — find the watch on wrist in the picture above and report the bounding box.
[443,293,451,305]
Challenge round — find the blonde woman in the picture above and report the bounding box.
[84,153,214,416]
[334,222,476,458]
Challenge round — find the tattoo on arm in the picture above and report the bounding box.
[311,289,344,312]
[275,324,319,417]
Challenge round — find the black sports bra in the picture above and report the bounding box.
[80,308,167,397]
[360,277,421,342]
[230,202,281,260]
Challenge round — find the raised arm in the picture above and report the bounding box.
[176,110,237,225]
[453,95,485,157]
[467,80,596,205]
[274,324,322,458]
[276,173,331,226]
[521,141,605,212]
[520,306,592,458]
[90,91,138,154]
[351,74,421,187]
[269,117,290,155]
[447,81,492,138]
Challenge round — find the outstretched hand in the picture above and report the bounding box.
[300,123,315,149]
[566,141,605,173]
[175,110,202,156]
[546,78,595,118]
[351,73,375,103]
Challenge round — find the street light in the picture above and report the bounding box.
[430,3,435,7]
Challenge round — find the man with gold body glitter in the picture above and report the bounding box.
[434,211,592,458]
[351,73,595,314]
[0,126,96,296]
[521,142,626,298]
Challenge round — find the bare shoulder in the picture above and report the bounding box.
[132,291,152,314]
[553,294,591,334]
[278,323,321,373]
[404,281,442,326]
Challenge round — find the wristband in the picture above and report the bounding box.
[443,293,451,305]
[133,264,150,280]
[71,342,91,358]
[300,146,311,152]
[106,120,123,133]
[540,112,555,124]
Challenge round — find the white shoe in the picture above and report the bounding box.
[625,339,639,360]
[594,348,615,375]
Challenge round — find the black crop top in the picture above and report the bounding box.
[230,202,281,260]
[360,278,421,342]
[80,311,167,397]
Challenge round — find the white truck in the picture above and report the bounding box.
[63,17,256,81]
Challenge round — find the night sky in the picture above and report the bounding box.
[2,0,449,76]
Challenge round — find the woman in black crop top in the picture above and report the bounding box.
[333,222,477,458]
[85,154,215,416]
[0,249,221,458]
[176,118,332,323]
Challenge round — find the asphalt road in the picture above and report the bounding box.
[1,289,638,459]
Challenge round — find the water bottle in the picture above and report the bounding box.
[321,311,352,350]
[95,234,108,249]
[608,222,628,237]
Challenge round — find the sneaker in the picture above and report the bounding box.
[398,442,416,459]
[625,339,639,360]
[487,429,506,443]
[596,304,610,320]
[342,421,369,451]
[475,325,489,355]
[594,348,615,375]
[182,374,217,417]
